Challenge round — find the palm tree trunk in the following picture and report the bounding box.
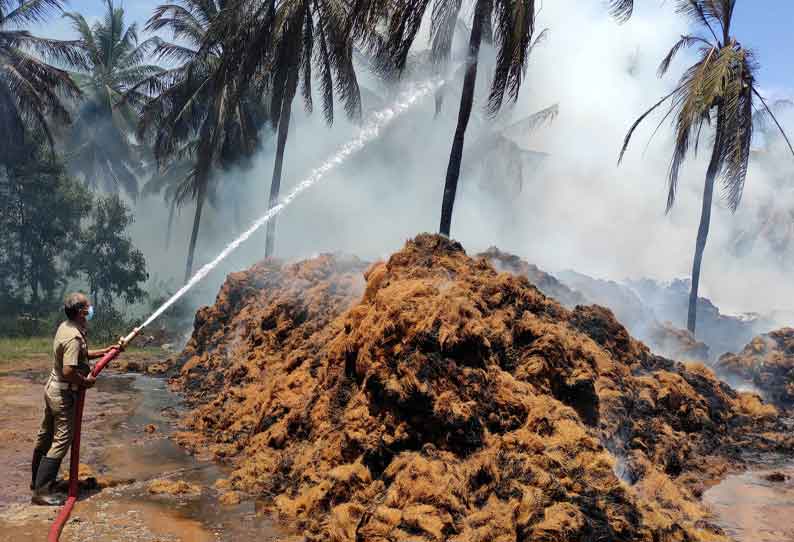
[184,176,207,283]
[30,272,39,307]
[183,91,223,283]
[439,0,486,237]
[165,197,176,250]
[687,110,724,334]
[265,72,296,258]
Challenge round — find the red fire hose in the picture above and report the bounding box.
[48,328,139,541]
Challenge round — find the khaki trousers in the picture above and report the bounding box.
[34,379,76,460]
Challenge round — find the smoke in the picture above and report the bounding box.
[137,78,445,332]
[71,1,794,323]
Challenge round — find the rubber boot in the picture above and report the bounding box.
[31,457,65,506]
[31,450,44,491]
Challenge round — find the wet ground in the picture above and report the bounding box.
[3,352,794,541]
[704,462,794,542]
[0,353,288,541]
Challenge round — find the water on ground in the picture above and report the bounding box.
[704,460,794,542]
[0,355,287,541]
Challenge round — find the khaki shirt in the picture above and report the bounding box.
[51,320,90,383]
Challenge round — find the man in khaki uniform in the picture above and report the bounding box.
[31,292,119,506]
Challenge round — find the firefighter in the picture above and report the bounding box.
[30,292,122,506]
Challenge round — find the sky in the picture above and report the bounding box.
[731,1,794,95]
[44,0,794,94]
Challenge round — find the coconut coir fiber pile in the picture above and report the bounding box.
[478,247,710,362]
[174,235,791,542]
[717,327,794,408]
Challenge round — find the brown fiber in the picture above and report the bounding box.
[173,235,792,541]
[717,327,794,408]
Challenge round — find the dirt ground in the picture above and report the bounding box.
[0,349,287,542]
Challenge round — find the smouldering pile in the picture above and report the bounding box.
[717,327,794,408]
[480,247,710,361]
[173,235,791,542]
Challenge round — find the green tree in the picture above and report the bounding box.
[619,0,794,334]
[70,194,148,309]
[0,148,91,310]
[136,0,268,281]
[0,0,83,166]
[62,0,162,197]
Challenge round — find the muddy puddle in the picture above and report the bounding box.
[704,459,794,542]
[86,373,286,541]
[0,366,286,541]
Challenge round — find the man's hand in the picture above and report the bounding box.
[89,340,126,359]
[84,374,97,389]
[89,346,113,359]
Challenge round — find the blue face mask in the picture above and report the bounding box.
[86,305,95,321]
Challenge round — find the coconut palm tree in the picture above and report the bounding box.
[134,0,268,282]
[359,0,632,237]
[619,0,794,334]
[222,0,363,257]
[0,0,82,165]
[62,0,162,197]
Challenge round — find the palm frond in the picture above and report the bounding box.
[63,11,102,66]
[377,0,432,76]
[151,39,199,64]
[113,64,165,88]
[117,36,160,70]
[674,0,722,44]
[2,55,68,149]
[658,34,712,77]
[146,3,207,47]
[618,86,681,165]
[753,88,794,158]
[314,8,335,123]
[714,46,753,210]
[430,0,462,64]
[501,103,558,139]
[301,0,315,116]
[608,0,633,22]
[488,0,538,115]
[3,0,64,25]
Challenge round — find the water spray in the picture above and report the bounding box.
[47,76,443,541]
